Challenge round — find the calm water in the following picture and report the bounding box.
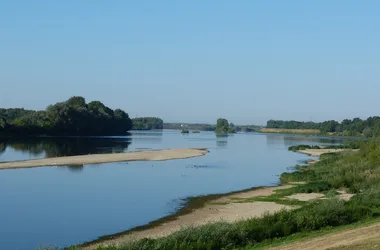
[0,131,346,249]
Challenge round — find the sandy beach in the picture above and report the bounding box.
[84,185,296,249]
[0,148,209,170]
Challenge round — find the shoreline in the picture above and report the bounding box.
[0,148,208,170]
[79,184,294,249]
[296,148,350,157]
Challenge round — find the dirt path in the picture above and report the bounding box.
[269,222,380,250]
[0,148,208,169]
[85,185,294,249]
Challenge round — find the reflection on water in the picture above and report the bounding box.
[216,134,229,148]
[131,130,163,144]
[265,134,345,148]
[0,137,131,160]
[66,165,85,173]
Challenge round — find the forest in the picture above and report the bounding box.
[267,117,380,137]
[0,96,132,136]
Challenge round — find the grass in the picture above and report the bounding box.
[243,216,380,249]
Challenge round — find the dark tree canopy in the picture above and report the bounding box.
[0,96,132,136]
[132,117,163,130]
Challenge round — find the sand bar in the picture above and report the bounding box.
[0,148,209,170]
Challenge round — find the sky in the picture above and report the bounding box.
[1,1,380,125]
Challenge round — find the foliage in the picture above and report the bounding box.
[215,118,236,134]
[288,145,321,151]
[0,96,132,136]
[132,117,163,130]
[87,198,374,250]
[288,141,363,151]
[267,117,380,137]
[181,129,189,134]
[282,138,380,193]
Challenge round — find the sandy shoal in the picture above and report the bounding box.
[0,148,209,170]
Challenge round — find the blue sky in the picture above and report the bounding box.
[1,1,379,124]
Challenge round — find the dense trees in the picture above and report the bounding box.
[0,96,132,136]
[215,118,236,134]
[266,117,380,137]
[132,117,163,130]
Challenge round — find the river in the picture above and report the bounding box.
[0,130,347,249]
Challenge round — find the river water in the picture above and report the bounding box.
[0,131,347,249]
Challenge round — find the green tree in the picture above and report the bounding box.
[215,118,236,133]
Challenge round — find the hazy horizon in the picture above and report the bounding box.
[1,1,380,124]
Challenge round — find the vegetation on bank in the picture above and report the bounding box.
[288,140,363,151]
[132,117,163,130]
[0,96,132,136]
[181,129,189,134]
[65,139,380,250]
[267,117,380,137]
[260,128,320,134]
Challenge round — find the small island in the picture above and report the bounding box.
[215,118,236,134]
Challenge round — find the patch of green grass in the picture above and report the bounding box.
[239,196,306,206]
[208,201,230,205]
[241,216,380,249]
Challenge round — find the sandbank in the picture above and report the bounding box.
[0,148,209,170]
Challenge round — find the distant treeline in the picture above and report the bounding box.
[163,123,216,131]
[267,117,380,137]
[163,122,261,132]
[132,117,163,130]
[0,96,132,136]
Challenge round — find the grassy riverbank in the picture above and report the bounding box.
[68,138,380,250]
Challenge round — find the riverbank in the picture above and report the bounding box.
[82,185,297,249]
[0,148,208,169]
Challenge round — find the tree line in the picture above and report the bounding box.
[132,117,163,130]
[0,96,132,136]
[267,117,380,137]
